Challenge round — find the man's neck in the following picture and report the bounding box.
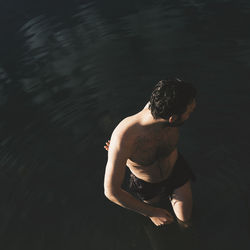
[140,109,171,128]
[140,109,183,128]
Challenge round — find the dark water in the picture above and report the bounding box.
[0,0,250,249]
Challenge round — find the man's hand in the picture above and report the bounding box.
[104,140,110,151]
[149,207,174,226]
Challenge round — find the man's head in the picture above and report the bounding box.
[148,78,197,127]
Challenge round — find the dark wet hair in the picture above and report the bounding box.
[149,78,197,120]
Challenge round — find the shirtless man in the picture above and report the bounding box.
[103,79,197,229]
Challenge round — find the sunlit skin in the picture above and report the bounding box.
[104,99,196,227]
[104,99,196,151]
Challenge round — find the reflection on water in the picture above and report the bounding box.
[0,0,250,249]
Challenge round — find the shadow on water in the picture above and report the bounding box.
[0,0,250,249]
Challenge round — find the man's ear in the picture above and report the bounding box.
[168,115,177,123]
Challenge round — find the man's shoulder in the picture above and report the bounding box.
[112,116,139,143]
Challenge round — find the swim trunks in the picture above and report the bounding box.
[128,151,196,201]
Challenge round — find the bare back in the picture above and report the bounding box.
[121,108,180,183]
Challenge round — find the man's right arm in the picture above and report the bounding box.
[103,128,155,217]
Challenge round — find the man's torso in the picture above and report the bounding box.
[120,108,180,183]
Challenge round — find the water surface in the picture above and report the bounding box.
[0,0,250,249]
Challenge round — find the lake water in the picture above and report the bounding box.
[0,0,250,249]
